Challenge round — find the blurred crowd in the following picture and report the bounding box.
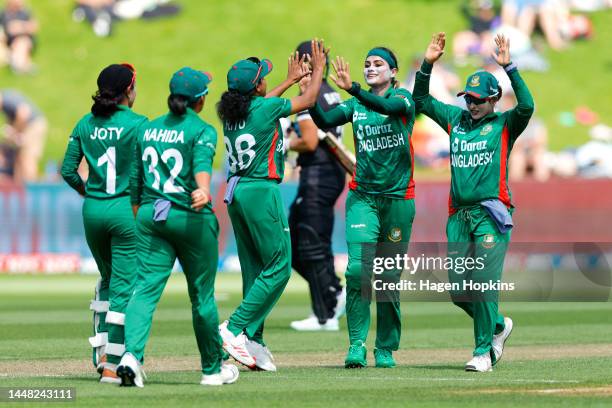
[1,0,611,184]
[403,0,612,182]
[0,0,180,184]
[73,0,180,37]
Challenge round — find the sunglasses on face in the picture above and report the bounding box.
[464,95,488,105]
[121,62,136,89]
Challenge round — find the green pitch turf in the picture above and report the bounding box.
[1,274,612,407]
[1,1,611,170]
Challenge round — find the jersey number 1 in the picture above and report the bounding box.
[97,147,116,194]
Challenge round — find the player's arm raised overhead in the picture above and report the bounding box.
[329,55,413,116]
[493,33,534,141]
[287,39,327,114]
[306,74,352,129]
[61,125,86,196]
[266,51,311,98]
[413,32,463,131]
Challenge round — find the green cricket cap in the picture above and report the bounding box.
[457,71,500,99]
[227,58,273,94]
[169,67,212,101]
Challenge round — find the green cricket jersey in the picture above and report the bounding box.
[130,108,217,213]
[310,86,416,199]
[61,105,148,198]
[223,96,291,181]
[413,61,534,214]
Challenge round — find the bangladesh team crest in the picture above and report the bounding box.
[480,124,493,136]
[388,227,402,242]
[482,234,496,249]
[469,75,480,87]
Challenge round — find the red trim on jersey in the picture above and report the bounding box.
[447,122,455,214]
[499,125,511,207]
[404,128,415,199]
[348,133,358,190]
[268,125,280,180]
[448,192,457,215]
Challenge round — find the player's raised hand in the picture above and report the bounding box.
[492,33,511,66]
[191,188,210,211]
[298,73,312,94]
[310,38,327,72]
[329,56,352,91]
[424,32,446,64]
[287,51,310,84]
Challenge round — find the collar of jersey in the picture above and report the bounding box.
[367,86,395,98]
[469,111,497,127]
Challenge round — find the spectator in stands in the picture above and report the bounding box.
[0,0,38,74]
[73,0,115,37]
[500,90,550,181]
[0,89,47,182]
[501,0,586,50]
[73,0,180,37]
[405,57,459,169]
[452,0,501,65]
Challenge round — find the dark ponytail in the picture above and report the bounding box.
[168,94,199,116]
[216,89,253,125]
[91,89,124,117]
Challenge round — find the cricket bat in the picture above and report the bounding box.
[318,130,356,175]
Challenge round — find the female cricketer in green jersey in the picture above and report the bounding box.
[116,67,239,387]
[309,47,416,369]
[414,33,534,372]
[61,63,146,384]
[216,39,327,371]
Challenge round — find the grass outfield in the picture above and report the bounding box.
[1,1,611,170]
[1,274,612,407]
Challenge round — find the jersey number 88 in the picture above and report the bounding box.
[225,134,256,173]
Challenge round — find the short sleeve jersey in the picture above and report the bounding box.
[223,96,291,181]
[68,105,147,198]
[136,109,217,212]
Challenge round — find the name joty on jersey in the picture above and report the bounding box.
[89,127,125,140]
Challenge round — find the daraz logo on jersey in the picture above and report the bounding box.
[451,138,494,168]
[452,137,459,153]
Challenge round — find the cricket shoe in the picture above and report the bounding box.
[246,340,276,371]
[374,348,396,368]
[345,341,367,368]
[96,354,108,374]
[99,363,121,385]
[290,315,339,331]
[117,352,146,387]
[219,321,256,369]
[465,354,492,372]
[200,364,240,386]
[492,317,514,365]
